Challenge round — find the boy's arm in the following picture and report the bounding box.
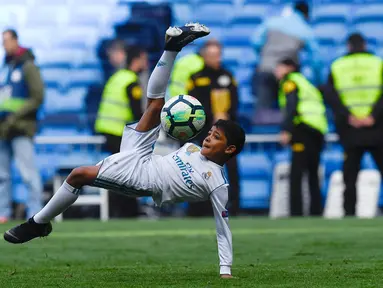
[210,185,232,277]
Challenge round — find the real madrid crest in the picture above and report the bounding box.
[202,171,212,180]
[11,70,22,83]
[217,75,231,87]
[186,144,201,155]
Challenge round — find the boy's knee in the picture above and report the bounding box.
[67,167,96,187]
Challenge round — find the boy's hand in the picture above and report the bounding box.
[220,274,233,279]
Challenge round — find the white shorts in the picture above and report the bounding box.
[93,122,161,197]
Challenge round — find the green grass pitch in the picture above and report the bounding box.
[1,217,383,287]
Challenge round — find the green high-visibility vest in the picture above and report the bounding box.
[95,69,137,136]
[279,72,328,134]
[331,53,383,118]
[169,53,204,97]
[0,97,26,112]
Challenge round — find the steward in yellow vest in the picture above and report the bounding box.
[326,33,383,216]
[276,58,328,216]
[95,45,147,219]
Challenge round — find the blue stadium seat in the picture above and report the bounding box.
[239,86,254,106]
[321,147,344,177]
[234,66,253,86]
[313,22,348,43]
[53,27,99,49]
[74,0,117,5]
[78,50,102,69]
[312,4,351,23]
[36,48,85,68]
[26,7,67,27]
[242,47,258,67]
[34,0,69,5]
[223,24,256,46]
[353,22,383,43]
[194,3,233,25]
[240,180,270,209]
[172,3,193,25]
[238,152,272,178]
[223,47,243,67]
[318,39,339,65]
[1,5,28,27]
[12,182,28,204]
[41,68,70,89]
[204,26,225,40]
[231,4,269,26]
[109,6,130,25]
[70,68,102,86]
[69,5,110,27]
[301,66,315,83]
[361,153,377,170]
[244,0,272,4]
[0,10,15,27]
[19,28,52,49]
[273,149,291,164]
[43,86,87,113]
[354,5,383,23]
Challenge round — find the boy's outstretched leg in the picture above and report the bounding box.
[4,166,99,244]
[135,23,210,132]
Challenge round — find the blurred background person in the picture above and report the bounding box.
[326,33,383,216]
[95,45,148,218]
[276,58,328,216]
[168,40,214,97]
[0,29,44,222]
[185,40,240,216]
[252,1,321,121]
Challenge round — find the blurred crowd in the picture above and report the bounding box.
[1,0,383,220]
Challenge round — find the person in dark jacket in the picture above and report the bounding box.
[0,29,44,222]
[186,40,241,216]
[326,33,383,216]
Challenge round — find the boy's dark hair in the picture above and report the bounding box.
[294,1,309,19]
[126,45,146,67]
[214,119,246,158]
[279,58,300,72]
[347,33,366,52]
[3,29,18,40]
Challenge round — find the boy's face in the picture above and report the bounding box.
[201,126,236,163]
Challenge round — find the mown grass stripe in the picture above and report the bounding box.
[51,226,383,238]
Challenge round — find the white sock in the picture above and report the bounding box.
[147,51,178,99]
[33,181,80,224]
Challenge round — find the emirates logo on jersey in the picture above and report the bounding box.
[172,154,196,190]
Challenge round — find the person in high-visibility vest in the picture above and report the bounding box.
[326,33,383,216]
[95,44,147,218]
[276,58,328,216]
[168,39,221,97]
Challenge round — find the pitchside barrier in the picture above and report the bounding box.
[39,132,380,221]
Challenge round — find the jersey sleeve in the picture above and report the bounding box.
[210,184,232,275]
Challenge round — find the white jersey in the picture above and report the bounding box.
[150,143,232,274]
[96,124,232,275]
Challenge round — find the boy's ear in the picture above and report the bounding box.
[225,145,237,156]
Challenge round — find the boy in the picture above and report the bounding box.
[4,23,246,278]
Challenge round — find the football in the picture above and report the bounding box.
[160,95,206,141]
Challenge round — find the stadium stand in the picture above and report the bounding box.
[1,0,383,211]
